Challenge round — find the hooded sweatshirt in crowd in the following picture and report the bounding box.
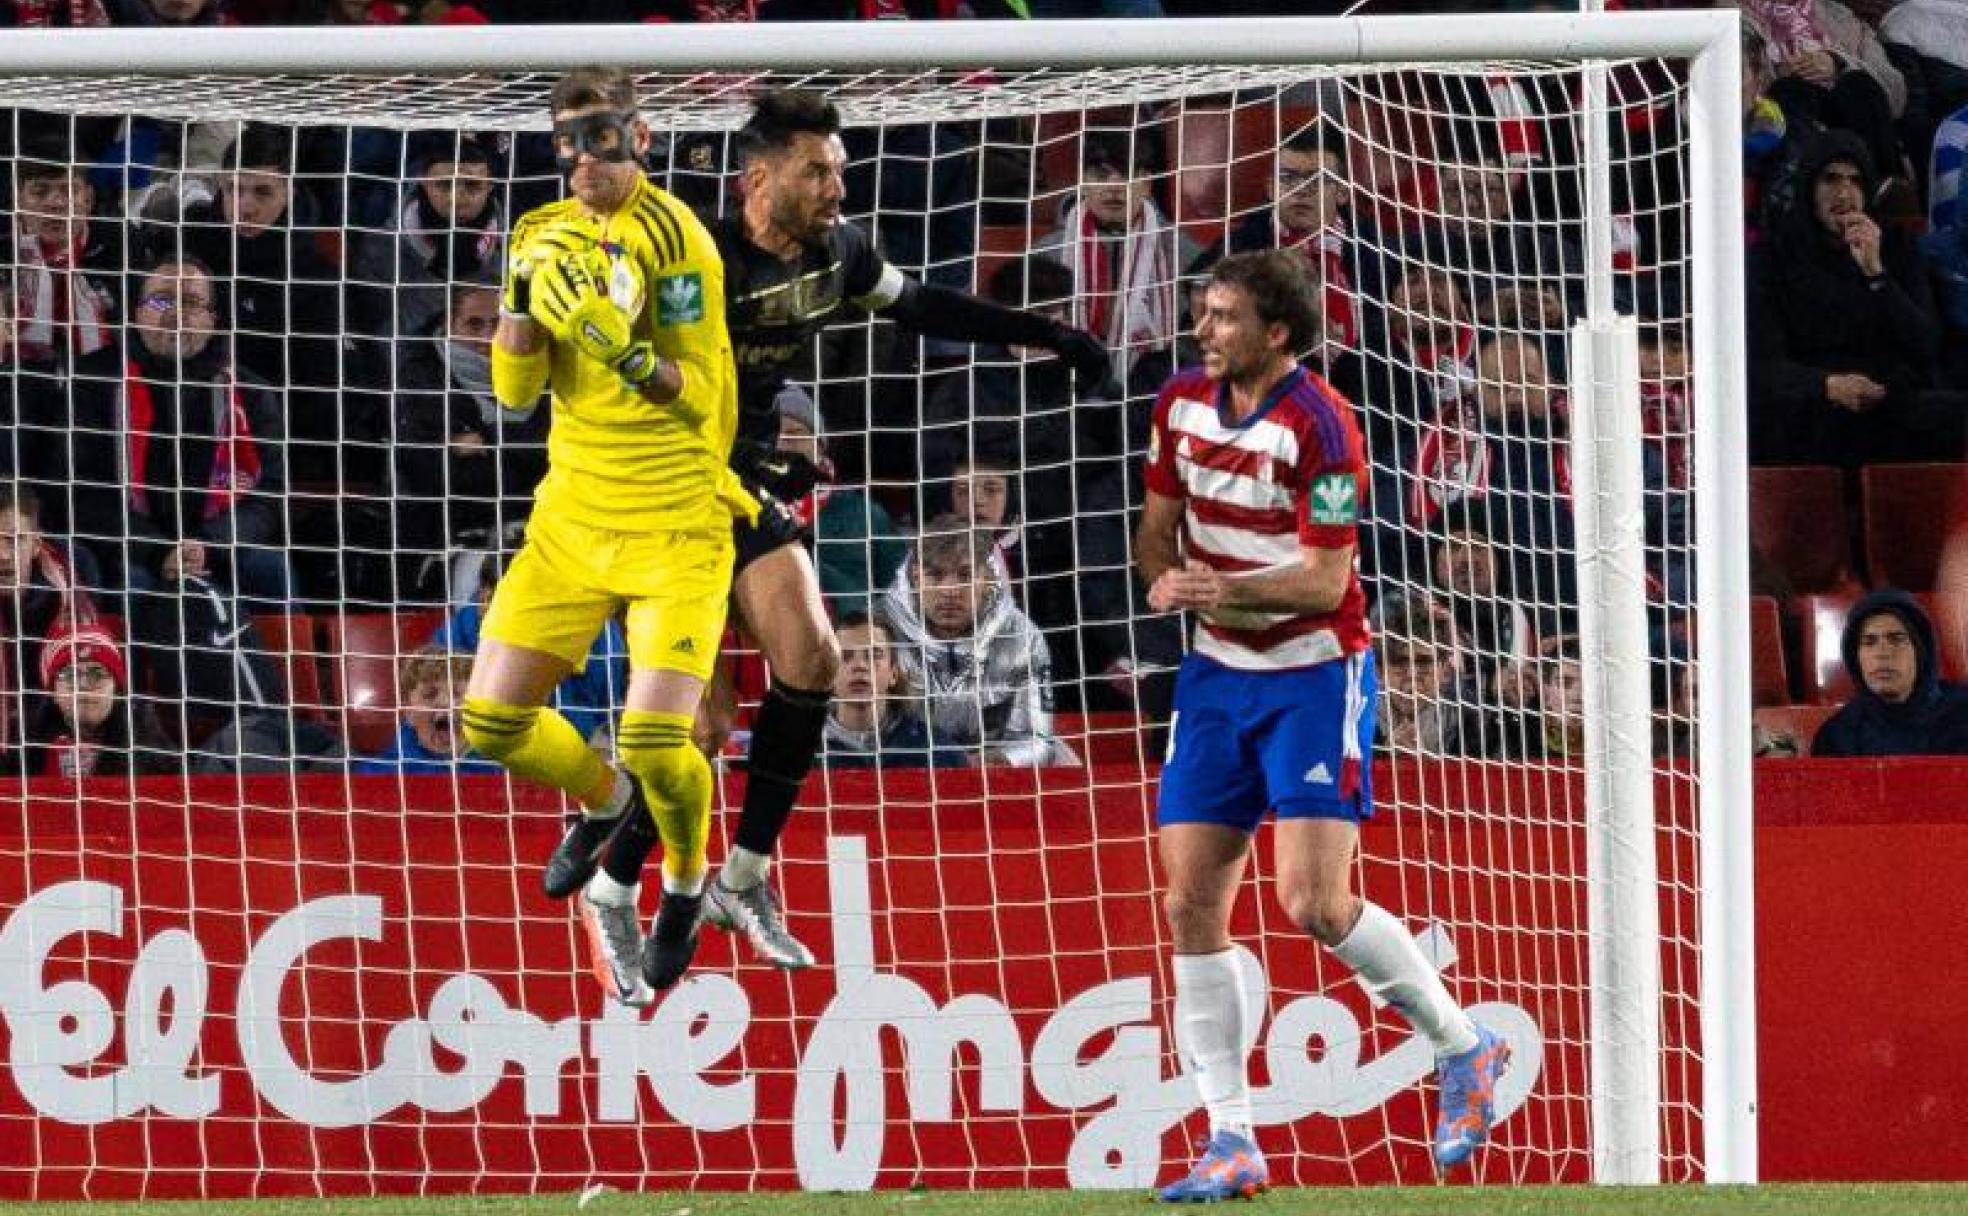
[1813,588,1968,756]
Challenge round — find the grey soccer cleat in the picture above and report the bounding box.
[705,876,816,970]
[577,890,654,1007]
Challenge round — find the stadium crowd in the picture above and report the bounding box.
[3,0,1968,777]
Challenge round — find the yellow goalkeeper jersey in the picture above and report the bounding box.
[513,177,749,535]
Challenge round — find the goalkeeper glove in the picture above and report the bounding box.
[501,217,601,319]
[1049,323,1112,396]
[529,250,670,392]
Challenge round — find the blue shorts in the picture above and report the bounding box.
[1156,649,1377,831]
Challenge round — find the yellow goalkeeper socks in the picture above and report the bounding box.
[460,697,616,812]
[617,708,711,894]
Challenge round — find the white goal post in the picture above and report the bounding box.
[0,11,1752,1193]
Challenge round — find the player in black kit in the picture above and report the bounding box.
[597,88,1109,970]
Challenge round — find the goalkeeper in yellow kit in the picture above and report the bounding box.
[466,66,753,1003]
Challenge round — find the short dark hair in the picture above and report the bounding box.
[15,128,81,183]
[1208,249,1322,354]
[835,610,891,640]
[1,481,41,523]
[550,66,637,117]
[226,123,294,174]
[1081,130,1156,179]
[735,88,842,165]
[1279,121,1343,164]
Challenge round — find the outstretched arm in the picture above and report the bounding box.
[882,280,1110,393]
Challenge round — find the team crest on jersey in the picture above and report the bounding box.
[601,241,646,320]
[1309,473,1358,525]
[657,272,704,325]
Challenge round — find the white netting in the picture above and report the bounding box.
[0,29,1729,1201]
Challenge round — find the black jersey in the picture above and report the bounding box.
[708,213,907,451]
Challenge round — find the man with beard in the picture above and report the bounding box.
[596,88,1109,974]
[1748,128,1952,466]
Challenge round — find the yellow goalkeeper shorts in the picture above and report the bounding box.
[480,509,732,682]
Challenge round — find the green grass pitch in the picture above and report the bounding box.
[4,1185,1967,1216]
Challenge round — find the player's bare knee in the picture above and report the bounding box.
[1280,887,1355,946]
[1162,887,1230,941]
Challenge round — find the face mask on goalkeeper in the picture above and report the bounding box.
[552,110,639,175]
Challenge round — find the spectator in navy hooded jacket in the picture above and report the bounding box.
[1813,589,1968,756]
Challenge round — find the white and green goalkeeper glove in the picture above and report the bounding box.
[501,217,600,319]
[528,248,663,389]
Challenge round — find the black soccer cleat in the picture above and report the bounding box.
[540,777,653,900]
[641,890,704,991]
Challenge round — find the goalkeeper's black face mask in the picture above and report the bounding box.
[552,110,639,175]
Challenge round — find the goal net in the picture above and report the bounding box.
[0,15,1751,1201]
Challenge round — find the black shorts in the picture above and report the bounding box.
[733,491,809,577]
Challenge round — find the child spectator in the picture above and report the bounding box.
[354,647,501,774]
[1372,587,1487,759]
[881,516,1075,768]
[0,483,103,771]
[822,613,965,769]
[26,621,177,778]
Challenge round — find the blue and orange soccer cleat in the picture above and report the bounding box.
[1156,1129,1269,1203]
[1433,1022,1512,1170]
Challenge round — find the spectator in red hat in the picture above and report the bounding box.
[26,621,177,779]
[0,482,102,775]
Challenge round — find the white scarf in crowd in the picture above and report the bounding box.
[1062,197,1175,379]
[12,227,113,365]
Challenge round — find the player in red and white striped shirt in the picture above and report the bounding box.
[1135,251,1508,1200]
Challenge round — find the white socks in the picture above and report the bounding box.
[1330,901,1479,1057]
[585,870,637,909]
[720,846,770,891]
[1173,949,1253,1140]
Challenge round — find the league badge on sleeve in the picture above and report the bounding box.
[1310,472,1358,526]
[657,272,704,326]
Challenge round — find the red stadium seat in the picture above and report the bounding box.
[251,614,326,724]
[1753,704,1837,754]
[1913,592,1963,682]
[1750,594,1790,706]
[1862,462,1966,591]
[1750,465,1856,594]
[324,611,445,755]
[1799,591,1860,705]
[1053,710,1151,766]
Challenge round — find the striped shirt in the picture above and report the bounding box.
[1144,364,1370,671]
